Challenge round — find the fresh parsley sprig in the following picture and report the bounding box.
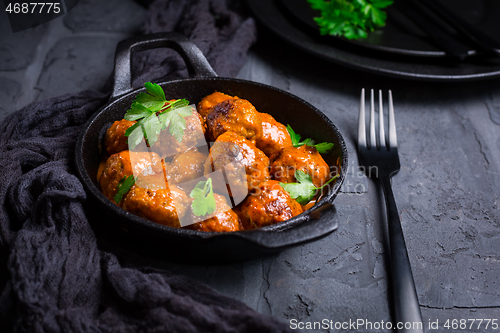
[124,82,192,149]
[114,175,136,204]
[280,170,339,205]
[190,178,217,217]
[307,0,393,40]
[286,125,334,153]
[157,100,192,143]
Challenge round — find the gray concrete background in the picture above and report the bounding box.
[1,1,499,332]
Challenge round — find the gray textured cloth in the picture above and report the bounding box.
[0,1,292,331]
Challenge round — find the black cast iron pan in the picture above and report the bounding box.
[75,32,348,264]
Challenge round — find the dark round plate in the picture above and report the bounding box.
[279,0,444,57]
[279,0,500,58]
[245,0,500,81]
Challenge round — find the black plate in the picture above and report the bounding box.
[279,0,500,58]
[75,32,348,264]
[279,0,444,57]
[245,0,500,81]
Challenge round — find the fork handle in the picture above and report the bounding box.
[381,177,424,333]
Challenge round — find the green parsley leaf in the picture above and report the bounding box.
[286,125,335,153]
[167,99,190,110]
[123,82,193,149]
[286,124,302,146]
[124,113,161,149]
[134,92,166,110]
[142,113,162,147]
[144,82,166,101]
[158,105,193,143]
[190,178,217,217]
[123,102,155,121]
[307,0,393,40]
[280,171,340,205]
[313,142,335,153]
[300,138,316,147]
[372,0,394,8]
[114,175,136,204]
[280,176,317,205]
[125,122,145,149]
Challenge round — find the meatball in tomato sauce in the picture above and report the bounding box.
[153,110,206,158]
[206,99,262,144]
[184,193,241,232]
[104,119,136,155]
[256,113,293,156]
[236,180,303,230]
[99,150,165,202]
[164,147,207,186]
[197,91,238,121]
[205,132,270,195]
[122,186,188,228]
[270,145,330,188]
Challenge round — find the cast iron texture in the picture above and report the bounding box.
[75,32,348,263]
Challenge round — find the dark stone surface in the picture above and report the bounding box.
[264,204,391,325]
[230,36,500,330]
[486,86,500,125]
[35,36,122,100]
[0,77,21,122]
[64,0,147,32]
[0,11,46,71]
[391,98,500,308]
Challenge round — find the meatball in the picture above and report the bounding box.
[256,113,293,157]
[99,150,165,202]
[236,180,303,230]
[164,147,207,186]
[104,119,136,155]
[197,92,238,120]
[270,145,330,188]
[184,194,241,232]
[205,132,270,197]
[153,110,206,158]
[122,186,189,228]
[206,99,262,144]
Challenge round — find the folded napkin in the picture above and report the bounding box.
[0,1,292,331]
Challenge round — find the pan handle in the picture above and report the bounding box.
[236,203,339,250]
[111,32,217,99]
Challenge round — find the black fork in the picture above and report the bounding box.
[357,89,424,333]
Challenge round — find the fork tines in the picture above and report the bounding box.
[358,89,397,151]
